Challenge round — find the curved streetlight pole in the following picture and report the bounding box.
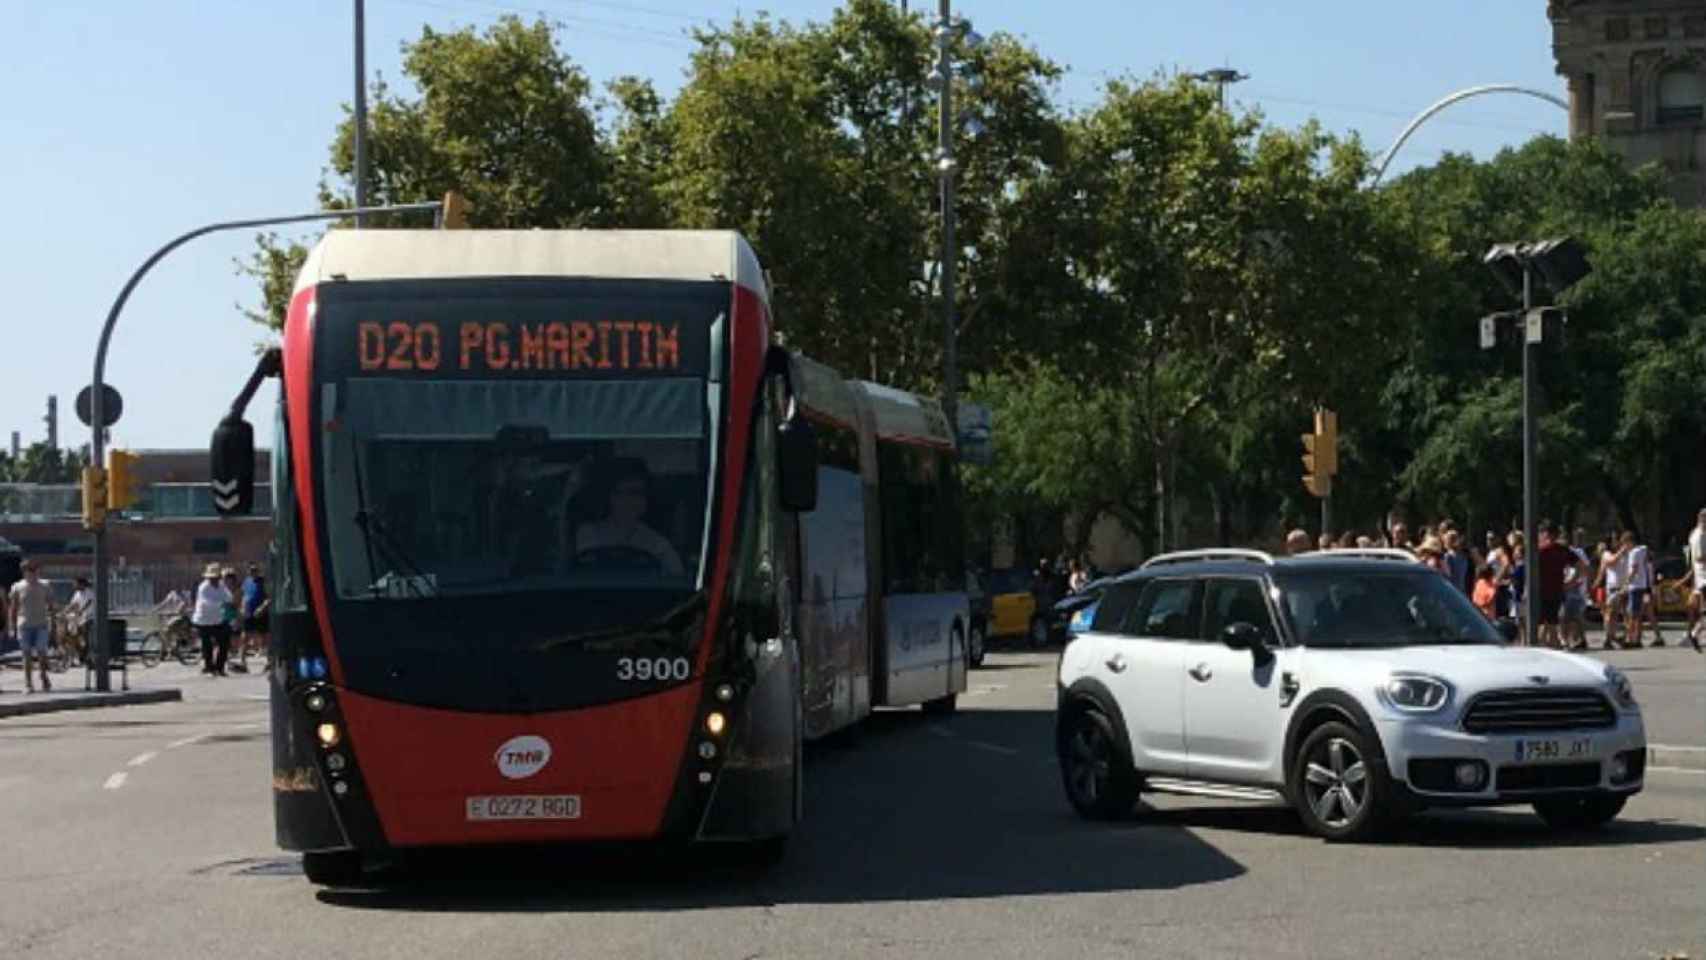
[86,201,441,691]
[1370,84,1570,187]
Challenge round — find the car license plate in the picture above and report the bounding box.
[1513,738,1594,763]
[465,795,581,821]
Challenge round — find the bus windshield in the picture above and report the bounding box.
[322,377,710,601]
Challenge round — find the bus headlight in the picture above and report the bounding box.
[705,711,727,736]
[715,684,735,703]
[316,722,341,748]
[305,692,328,713]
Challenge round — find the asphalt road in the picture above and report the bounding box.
[2,651,1702,960]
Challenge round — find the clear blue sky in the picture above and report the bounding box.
[1,0,1566,453]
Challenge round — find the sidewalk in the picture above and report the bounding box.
[0,654,199,718]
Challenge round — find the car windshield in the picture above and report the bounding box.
[1276,569,1502,648]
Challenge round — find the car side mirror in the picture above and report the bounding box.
[210,415,256,516]
[1222,621,1274,665]
[777,413,818,513]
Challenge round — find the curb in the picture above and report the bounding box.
[1649,744,1706,771]
[0,689,183,719]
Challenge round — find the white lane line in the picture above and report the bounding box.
[1647,765,1706,776]
[127,751,159,768]
[166,734,208,749]
[1650,744,1706,753]
[103,772,128,790]
[965,683,1007,698]
[965,739,1019,756]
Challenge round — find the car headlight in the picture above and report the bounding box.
[1605,665,1638,710]
[1381,674,1452,712]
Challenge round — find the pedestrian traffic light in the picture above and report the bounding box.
[1301,408,1338,500]
[82,465,108,530]
[106,449,143,510]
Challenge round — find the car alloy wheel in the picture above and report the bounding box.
[1059,707,1137,820]
[1302,736,1367,830]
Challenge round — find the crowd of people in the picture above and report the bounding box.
[1,559,269,694]
[1285,508,1706,652]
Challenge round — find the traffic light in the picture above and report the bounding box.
[1301,408,1338,499]
[81,465,108,530]
[107,450,143,510]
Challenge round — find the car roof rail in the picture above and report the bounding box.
[1141,548,1275,570]
[1299,548,1420,562]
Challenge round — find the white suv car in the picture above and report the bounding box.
[1055,549,1646,840]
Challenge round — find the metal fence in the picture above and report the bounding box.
[34,562,207,616]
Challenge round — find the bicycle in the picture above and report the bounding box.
[141,613,198,667]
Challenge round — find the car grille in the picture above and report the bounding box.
[1496,762,1600,792]
[1460,687,1616,734]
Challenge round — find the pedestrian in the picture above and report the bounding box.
[192,562,234,677]
[1486,532,1513,619]
[1355,534,1373,548]
[1472,565,1499,621]
[7,561,54,692]
[63,576,94,666]
[1558,528,1593,651]
[1285,529,1311,556]
[1622,531,1669,648]
[1336,530,1356,549]
[1534,522,1575,650]
[1443,530,1473,595]
[1389,522,1412,552]
[1687,508,1706,652]
[1595,536,1630,649]
[234,564,269,673]
[1416,537,1448,576]
[1317,532,1334,552]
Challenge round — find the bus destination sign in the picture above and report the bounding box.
[356,319,703,376]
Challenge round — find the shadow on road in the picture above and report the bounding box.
[1136,800,1706,850]
[317,708,1247,912]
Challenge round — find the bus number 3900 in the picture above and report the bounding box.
[616,657,692,682]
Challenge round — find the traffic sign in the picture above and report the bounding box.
[75,384,123,428]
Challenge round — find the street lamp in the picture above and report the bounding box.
[1481,237,1591,646]
[1187,68,1249,110]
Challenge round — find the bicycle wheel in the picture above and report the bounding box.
[138,632,164,668]
[174,632,199,666]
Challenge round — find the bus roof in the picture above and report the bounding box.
[294,229,769,306]
[853,381,955,451]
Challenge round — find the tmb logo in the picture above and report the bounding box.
[495,735,552,780]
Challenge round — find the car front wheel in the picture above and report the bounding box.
[969,622,987,667]
[1291,720,1393,842]
[1533,794,1627,830]
[1059,706,1139,820]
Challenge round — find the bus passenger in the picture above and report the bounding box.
[573,458,684,576]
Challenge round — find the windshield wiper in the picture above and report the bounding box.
[534,592,707,653]
[348,435,434,599]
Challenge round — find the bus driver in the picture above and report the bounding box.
[572,457,684,576]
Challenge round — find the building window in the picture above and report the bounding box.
[1658,68,1705,125]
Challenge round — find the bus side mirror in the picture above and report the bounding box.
[210,416,256,516]
[777,414,818,513]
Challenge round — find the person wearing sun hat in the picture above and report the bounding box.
[1415,536,1448,577]
[192,562,235,676]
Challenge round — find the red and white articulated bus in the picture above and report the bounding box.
[211,229,970,885]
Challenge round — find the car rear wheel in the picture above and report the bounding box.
[1059,706,1139,820]
[1291,720,1392,842]
[969,622,987,667]
[1533,794,1626,830]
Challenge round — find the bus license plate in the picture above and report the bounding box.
[466,795,582,821]
[1513,738,1594,763]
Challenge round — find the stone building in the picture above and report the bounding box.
[1549,0,1706,206]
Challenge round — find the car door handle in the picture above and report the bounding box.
[1188,663,1213,682]
[1105,654,1127,674]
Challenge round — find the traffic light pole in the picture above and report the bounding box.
[86,201,441,691]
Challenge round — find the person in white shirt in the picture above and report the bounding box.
[1594,538,1629,649]
[1621,531,1669,649]
[571,458,684,576]
[62,577,95,665]
[192,563,235,676]
[1686,508,1706,652]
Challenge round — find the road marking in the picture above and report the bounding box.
[966,739,1019,756]
[103,772,127,790]
[166,734,208,749]
[1650,744,1706,753]
[1647,765,1706,776]
[127,751,158,767]
[965,683,1007,698]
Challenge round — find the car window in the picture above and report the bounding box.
[1201,578,1278,646]
[1090,581,1141,633]
[1276,570,1501,648]
[1128,578,1201,639]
